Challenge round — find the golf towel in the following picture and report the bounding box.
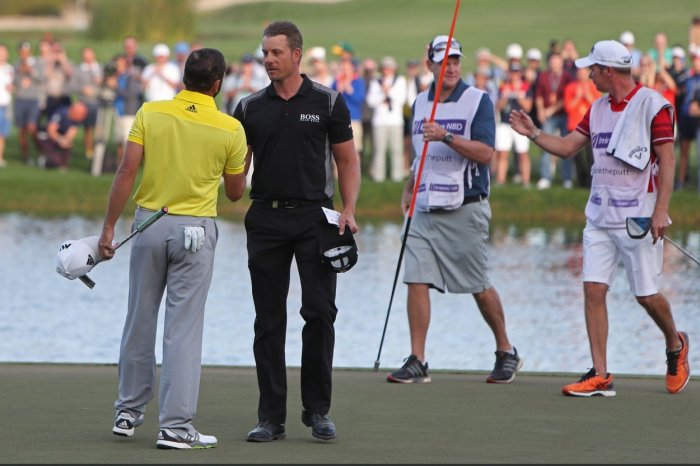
[605,86,672,171]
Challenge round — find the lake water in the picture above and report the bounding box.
[1,213,699,376]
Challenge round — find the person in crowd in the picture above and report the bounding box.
[367,55,407,182]
[534,52,574,189]
[689,15,700,55]
[122,35,148,71]
[332,43,366,170]
[561,39,579,79]
[0,43,13,168]
[466,47,505,88]
[40,40,75,129]
[74,46,103,160]
[98,47,247,450]
[619,31,642,78]
[173,41,190,91]
[494,63,532,187]
[142,43,180,102]
[233,20,359,443]
[360,57,377,175]
[13,41,44,165]
[222,53,267,116]
[639,53,676,110]
[677,48,700,190]
[305,46,333,88]
[111,54,144,162]
[510,39,689,397]
[688,75,700,193]
[524,47,543,130]
[563,66,600,188]
[403,57,432,176]
[34,101,88,171]
[648,32,672,66]
[387,34,522,385]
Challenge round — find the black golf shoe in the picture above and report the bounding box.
[246,421,286,442]
[301,410,336,440]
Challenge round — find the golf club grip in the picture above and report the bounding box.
[135,206,168,232]
[113,206,168,251]
[79,275,95,289]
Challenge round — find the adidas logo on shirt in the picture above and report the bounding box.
[185,105,197,113]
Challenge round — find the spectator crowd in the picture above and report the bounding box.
[1,20,700,192]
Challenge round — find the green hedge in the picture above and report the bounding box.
[0,0,64,16]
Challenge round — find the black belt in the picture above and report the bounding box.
[254,198,325,209]
[429,194,487,213]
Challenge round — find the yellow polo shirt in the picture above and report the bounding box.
[128,90,247,217]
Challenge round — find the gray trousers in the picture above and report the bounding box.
[114,207,218,435]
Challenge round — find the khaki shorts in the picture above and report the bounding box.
[403,200,492,293]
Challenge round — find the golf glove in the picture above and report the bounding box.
[183,226,205,252]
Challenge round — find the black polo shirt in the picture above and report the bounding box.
[234,74,353,201]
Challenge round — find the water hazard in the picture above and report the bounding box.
[1,213,698,375]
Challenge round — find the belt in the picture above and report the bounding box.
[254,198,325,209]
[428,194,487,213]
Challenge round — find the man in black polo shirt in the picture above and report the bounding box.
[233,20,360,442]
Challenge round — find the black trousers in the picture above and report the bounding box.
[245,200,338,424]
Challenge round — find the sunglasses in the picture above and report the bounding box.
[431,39,462,56]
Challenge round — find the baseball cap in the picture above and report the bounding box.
[526,48,542,61]
[671,46,685,59]
[153,43,170,57]
[307,46,326,62]
[318,225,358,273]
[619,31,635,45]
[506,43,523,60]
[575,40,632,69]
[56,236,102,280]
[241,53,254,63]
[331,41,354,56]
[174,41,189,55]
[381,55,397,69]
[18,41,32,50]
[428,35,463,63]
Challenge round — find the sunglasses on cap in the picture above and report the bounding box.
[429,39,462,61]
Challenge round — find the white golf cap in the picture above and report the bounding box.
[307,46,326,61]
[429,35,463,63]
[56,236,101,280]
[526,48,542,61]
[575,40,632,69]
[506,43,523,59]
[153,43,170,57]
[619,31,635,45]
[672,46,685,58]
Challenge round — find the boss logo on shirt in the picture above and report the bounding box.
[300,114,320,123]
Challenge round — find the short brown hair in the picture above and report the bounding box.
[263,20,303,52]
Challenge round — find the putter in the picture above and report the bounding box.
[626,217,700,266]
[77,206,169,288]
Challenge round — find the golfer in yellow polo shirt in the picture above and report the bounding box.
[97,48,247,450]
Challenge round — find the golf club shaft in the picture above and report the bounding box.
[665,237,700,266]
[113,206,168,251]
[373,0,461,372]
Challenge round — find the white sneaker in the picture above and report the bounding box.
[113,410,144,437]
[156,428,218,449]
[563,180,573,189]
[536,178,551,190]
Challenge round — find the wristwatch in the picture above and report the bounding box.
[442,131,454,144]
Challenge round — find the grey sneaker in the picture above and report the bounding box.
[387,354,431,383]
[156,428,217,449]
[113,410,144,437]
[487,347,523,384]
